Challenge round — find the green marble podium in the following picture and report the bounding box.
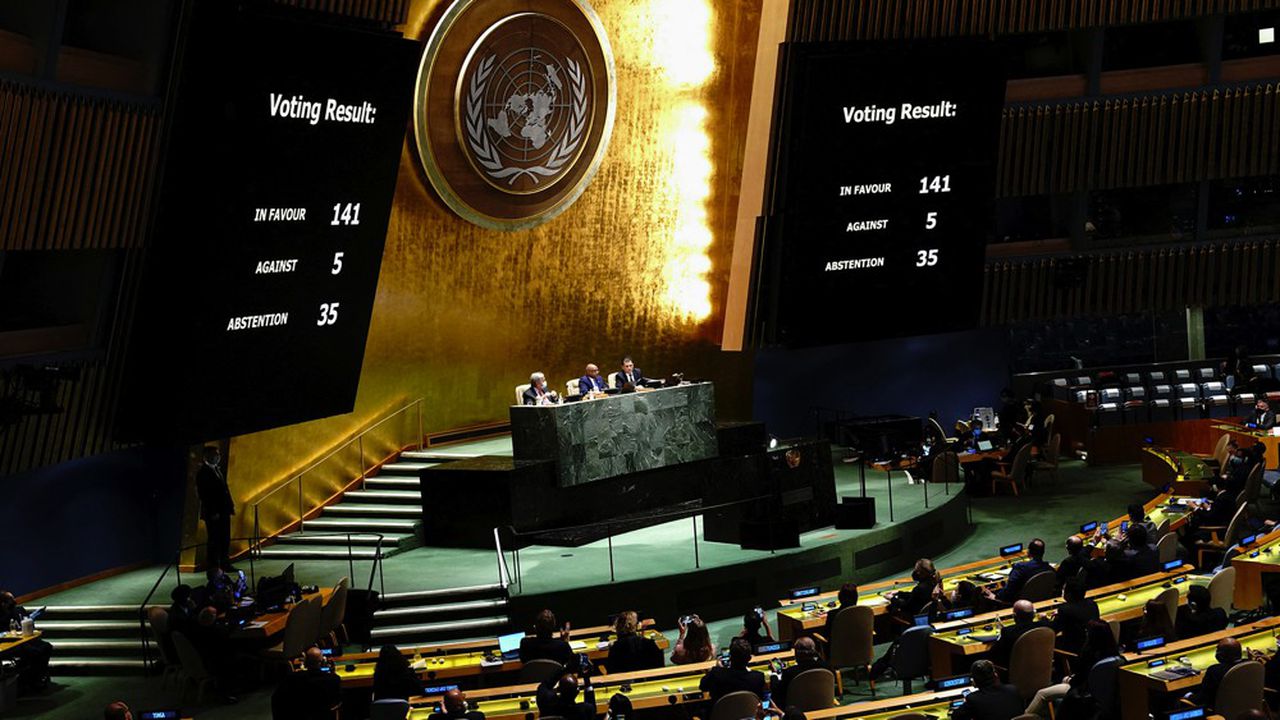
[509,382,719,487]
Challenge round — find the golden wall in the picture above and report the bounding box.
[212,0,766,551]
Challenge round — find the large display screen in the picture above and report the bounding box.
[759,41,1006,346]
[117,2,418,442]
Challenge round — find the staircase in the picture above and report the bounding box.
[370,582,510,645]
[37,604,147,675]
[257,450,483,561]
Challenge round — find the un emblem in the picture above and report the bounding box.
[414,0,615,230]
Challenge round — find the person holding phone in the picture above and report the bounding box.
[671,614,714,664]
[699,638,765,707]
[739,607,775,651]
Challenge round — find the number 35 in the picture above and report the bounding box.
[916,249,939,267]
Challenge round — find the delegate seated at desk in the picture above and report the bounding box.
[614,356,646,389]
[578,364,607,396]
[523,372,560,406]
[1248,399,1277,430]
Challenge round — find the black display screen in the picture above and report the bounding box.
[760,41,1006,346]
[117,2,418,442]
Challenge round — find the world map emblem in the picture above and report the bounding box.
[414,0,615,230]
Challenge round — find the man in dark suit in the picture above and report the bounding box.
[1055,536,1088,591]
[196,445,234,572]
[699,638,765,707]
[0,591,52,693]
[951,659,1025,720]
[989,538,1051,603]
[1085,541,1130,589]
[1052,576,1099,655]
[1122,524,1159,576]
[614,356,646,389]
[427,688,486,720]
[578,364,607,396]
[1191,638,1244,710]
[992,600,1051,667]
[1250,399,1276,430]
[522,372,557,406]
[536,666,595,720]
[1124,503,1158,539]
[519,609,575,667]
[272,647,342,719]
[772,637,830,709]
[997,388,1022,442]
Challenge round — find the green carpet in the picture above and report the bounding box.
[12,458,1152,719]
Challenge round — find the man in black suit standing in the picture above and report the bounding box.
[196,445,234,572]
[614,356,646,389]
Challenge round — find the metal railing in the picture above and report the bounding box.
[136,533,386,674]
[496,494,777,591]
[492,527,512,591]
[250,399,423,555]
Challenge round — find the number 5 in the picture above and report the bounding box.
[925,212,938,230]
[331,252,344,275]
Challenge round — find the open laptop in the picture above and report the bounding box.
[497,631,524,661]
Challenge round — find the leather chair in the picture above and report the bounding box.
[1211,660,1265,719]
[1207,566,1237,612]
[707,691,762,720]
[784,667,837,711]
[518,658,564,683]
[1005,626,1055,702]
[514,384,531,405]
[1017,570,1058,603]
[890,625,934,695]
[817,605,876,695]
[992,445,1033,497]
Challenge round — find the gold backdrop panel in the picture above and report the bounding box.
[215,0,764,553]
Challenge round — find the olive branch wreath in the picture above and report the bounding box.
[464,54,587,186]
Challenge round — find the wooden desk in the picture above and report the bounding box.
[326,625,669,689]
[0,631,43,657]
[1230,527,1280,610]
[1116,615,1280,720]
[1140,447,1215,495]
[406,651,793,720]
[232,588,334,640]
[1074,493,1197,557]
[928,566,1201,677]
[805,688,969,719]
[776,553,1024,641]
[1212,423,1280,470]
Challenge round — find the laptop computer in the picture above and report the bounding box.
[498,631,524,661]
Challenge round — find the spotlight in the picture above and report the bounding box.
[768,435,779,450]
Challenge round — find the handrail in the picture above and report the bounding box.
[250,398,423,554]
[137,532,384,675]
[499,494,776,586]
[252,398,424,509]
[492,527,512,591]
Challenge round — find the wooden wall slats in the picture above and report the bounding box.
[981,239,1280,325]
[991,82,1280,197]
[0,80,160,251]
[790,0,1280,40]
